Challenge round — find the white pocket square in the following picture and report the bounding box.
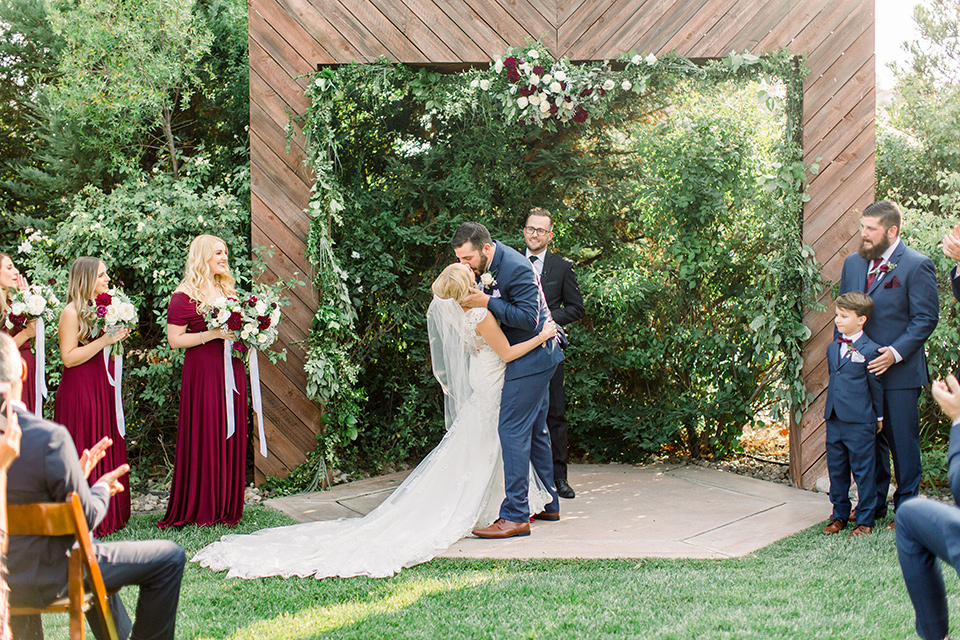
[851,353,865,363]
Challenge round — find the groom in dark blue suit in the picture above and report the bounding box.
[452,222,563,538]
[838,200,938,523]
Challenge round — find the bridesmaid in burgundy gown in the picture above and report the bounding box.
[54,257,131,537]
[159,234,247,528]
[0,254,36,414]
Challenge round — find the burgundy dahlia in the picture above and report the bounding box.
[95,293,112,306]
[227,311,243,331]
[519,85,536,97]
[573,107,589,123]
[258,315,272,330]
[533,65,545,76]
[96,305,108,318]
[503,57,519,70]
[507,69,521,83]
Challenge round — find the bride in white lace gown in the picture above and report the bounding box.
[192,263,556,579]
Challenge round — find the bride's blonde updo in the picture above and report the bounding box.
[178,234,237,311]
[431,264,473,302]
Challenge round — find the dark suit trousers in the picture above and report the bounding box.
[896,497,960,640]
[13,540,187,640]
[825,418,878,526]
[547,360,569,480]
[498,366,560,522]
[876,388,922,513]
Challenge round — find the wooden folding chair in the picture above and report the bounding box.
[8,491,119,640]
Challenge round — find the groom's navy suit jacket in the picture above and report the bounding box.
[838,240,938,390]
[485,240,564,379]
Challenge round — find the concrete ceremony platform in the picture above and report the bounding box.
[265,462,831,560]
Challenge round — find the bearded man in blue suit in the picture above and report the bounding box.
[452,221,564,538]
[838,200,939,524]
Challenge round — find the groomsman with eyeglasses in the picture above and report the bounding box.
[523,208,584,499]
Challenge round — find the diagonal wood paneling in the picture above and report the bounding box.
[250,0,875,488]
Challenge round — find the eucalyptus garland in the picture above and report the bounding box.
[290,44,821,483]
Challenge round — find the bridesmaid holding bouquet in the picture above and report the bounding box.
[0,254,36,413]
[159,234,247,528]
[54,257,131,536]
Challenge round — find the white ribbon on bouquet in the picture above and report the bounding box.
[102,346,126,438]
[33,317,48,415]
[220,341,268,457]
[224,340,237,439]
[249,349,267,457]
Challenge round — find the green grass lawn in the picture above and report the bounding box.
[35,505,943,639]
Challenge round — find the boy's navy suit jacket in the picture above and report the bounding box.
[824,334,884,424]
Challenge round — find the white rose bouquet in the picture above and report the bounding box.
[85,288,138,355]
[203,296,244,350]
[4,283,60,331]
[237,292,283,353]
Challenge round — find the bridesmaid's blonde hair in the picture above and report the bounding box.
[178,234,237,311]
[431,264,473,302]
[66,256,102,342]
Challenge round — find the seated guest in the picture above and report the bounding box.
[0,332,186,640]
[896,373,960,640]
[0,376,22,640]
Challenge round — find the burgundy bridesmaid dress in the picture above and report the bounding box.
[159,292,247,528]
[2,327,35,412]
[54,340,130,537]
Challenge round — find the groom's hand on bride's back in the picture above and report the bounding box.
[461,291,489,308]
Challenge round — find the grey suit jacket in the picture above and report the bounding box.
[6,406,110,607]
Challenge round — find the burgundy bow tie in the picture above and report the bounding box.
[836,337,852,345]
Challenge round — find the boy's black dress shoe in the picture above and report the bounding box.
[556,478,576,499]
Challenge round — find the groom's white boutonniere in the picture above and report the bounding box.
[480,271,497,290]
[869,261,897,278]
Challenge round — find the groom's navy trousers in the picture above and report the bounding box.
[499,365,559,522]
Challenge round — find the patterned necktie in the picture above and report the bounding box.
[866,258,881,289]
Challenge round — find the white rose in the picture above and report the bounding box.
[603,79,615,91]
[119,302,137,323]
[479,272,495,287]
[494,58,504,73]
[631,54,643,65]
[622,80,633,91]
[542,74,553,85]
[216,309,230,325]
[520,62,531,73]
[646,53,658,65]
[104,305,121,325]
[213,297,228,308]
[479,79,490,90]
[555,70,567,82]
[10,302,24,316]
[539,100,551,113]
[26,295,45,316]
[517,96,529,109]
[530,74,540,85]
[255,301,267,315]
[470,79,479,88]
[550,81,562,93]
[529,94,541,106]
[528,49,539,59]
[271,309,281,324]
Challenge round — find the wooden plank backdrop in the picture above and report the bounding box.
[250,0,875,488]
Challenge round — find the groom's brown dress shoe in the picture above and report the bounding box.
[472,518,530,538]
[532,511,560,521]
[821,518,847,535]
[848,525,873,538]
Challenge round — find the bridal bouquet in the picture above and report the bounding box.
[4,283,60,330]
[204,296,244,351]
[85,288,138,355]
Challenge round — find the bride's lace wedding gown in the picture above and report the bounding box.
[192,307,549,579]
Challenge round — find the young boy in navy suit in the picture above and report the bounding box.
[822,291,884,537]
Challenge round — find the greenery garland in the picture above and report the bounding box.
[289,43,822,485]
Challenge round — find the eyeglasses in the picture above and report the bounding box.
[523,226,551,237]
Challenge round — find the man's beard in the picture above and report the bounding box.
[858,233,891,261]
[477,252,489,274]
